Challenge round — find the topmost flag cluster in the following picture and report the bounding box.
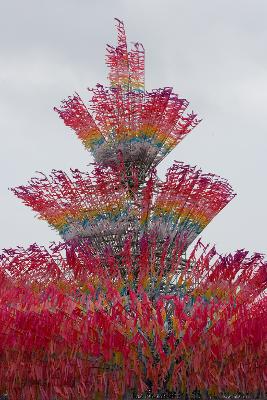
[0,18,266,400]
[54,18,200,181]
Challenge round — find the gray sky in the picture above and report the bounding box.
[0,0,267,255]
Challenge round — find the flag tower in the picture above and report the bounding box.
[0,19,266,400]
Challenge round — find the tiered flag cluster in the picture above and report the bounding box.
[0,19,266,399]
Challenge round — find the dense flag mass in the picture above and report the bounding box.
[0,18,266,399]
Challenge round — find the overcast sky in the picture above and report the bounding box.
[0,0,267,255]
